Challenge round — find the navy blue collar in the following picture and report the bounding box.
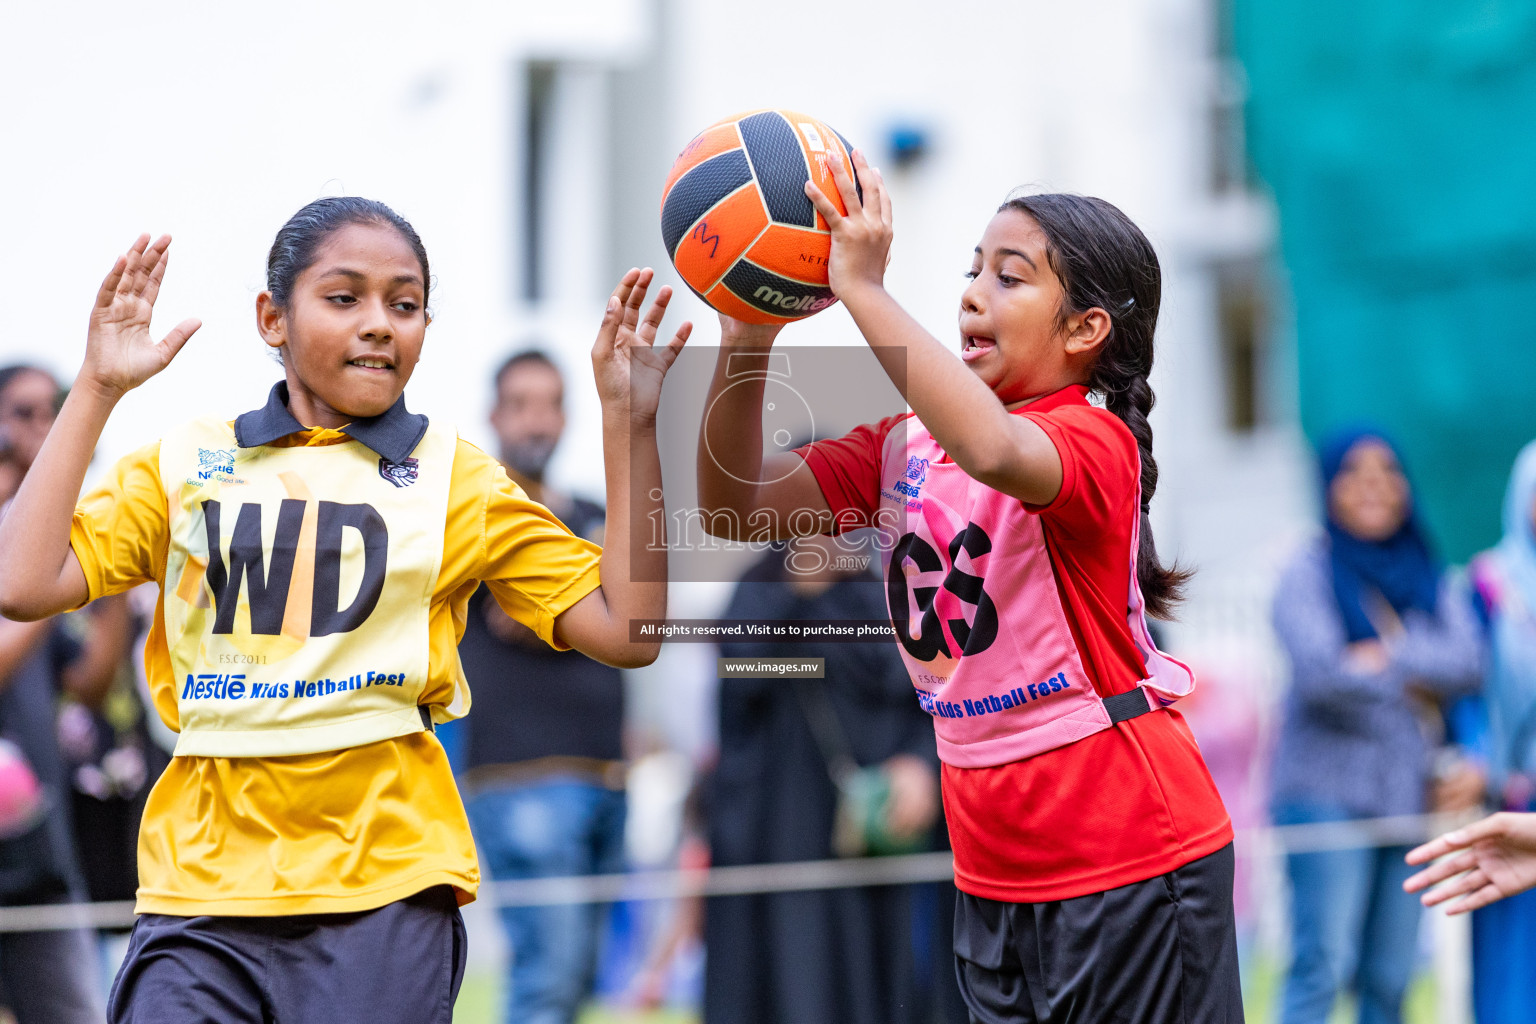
[233,382,429,465]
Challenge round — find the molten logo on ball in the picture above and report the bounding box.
[752,286,837,314]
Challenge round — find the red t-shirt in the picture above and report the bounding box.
[799,384,1232,902]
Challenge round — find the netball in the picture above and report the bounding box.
[660,109,860,324]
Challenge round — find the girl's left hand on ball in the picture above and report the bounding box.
[592,268,691,429]
[805,149,892,304]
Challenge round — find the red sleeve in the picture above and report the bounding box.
[1020,405,1139,539]
[794,414,909,531]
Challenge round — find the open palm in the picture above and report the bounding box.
[85,235,201,396]
[591,268,691,427]
[1405,811,1536,913]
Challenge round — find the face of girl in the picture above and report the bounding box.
[959,208,1082,407]
[260,222,428,429]
[0,370,59,473]
[1329,439,1410,541]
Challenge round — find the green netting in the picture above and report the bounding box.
[1235,0,1536,559]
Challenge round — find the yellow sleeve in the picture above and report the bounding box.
[440,441,603,650]
[70,439,169,602]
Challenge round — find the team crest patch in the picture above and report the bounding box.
[197,448,236,480]
[379,457,419,488]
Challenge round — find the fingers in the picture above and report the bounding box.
[1405,833,1460,867]
[1405,848,1480,893]
[159,319,202,363]
[592,294,623,359]
[594,269,643,356]
[805,178,843,229]
[827,148,863,215]
[117,234,152,300]
[848,151,894,233]
[874,167,893,227]
[622,268,655,330]
[95,255,129,311]
[661,321,693,366]
[140,236,173,306]
[1445,883,1507,915]
[610,267,643,309]
[634,285,672,344]
[1423,864,1491,907]
[1409,813,1515,866]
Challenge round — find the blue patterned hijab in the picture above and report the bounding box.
[1495,440,1536,611]
[1319,428,1441,642]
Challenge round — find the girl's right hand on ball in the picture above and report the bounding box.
[83,234,201,398]
[805,148,893,304]
[716,313,784,349]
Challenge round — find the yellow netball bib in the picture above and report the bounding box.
[159,418,457,757]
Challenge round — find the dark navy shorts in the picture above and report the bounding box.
[953,842,1244,1024]
[108,885,467,1024]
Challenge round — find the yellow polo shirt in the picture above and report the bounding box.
[69,425,604,916]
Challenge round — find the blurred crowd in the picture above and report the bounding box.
[3,349,1536,1024]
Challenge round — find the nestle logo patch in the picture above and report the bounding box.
[378,457,419,488]
[197,448,236,480]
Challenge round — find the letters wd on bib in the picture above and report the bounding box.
[161,413,455,757]
[65,383,605,917]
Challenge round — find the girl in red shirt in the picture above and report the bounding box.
[696,154,1240,1023]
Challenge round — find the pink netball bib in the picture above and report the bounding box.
[875,417,1195,768]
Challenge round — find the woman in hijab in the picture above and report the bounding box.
[1269,427,1483,1024]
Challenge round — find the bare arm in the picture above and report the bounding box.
[0,235,199,620]
[694,322,833,542]
[805,153,1065,505]
[553,269,688,668]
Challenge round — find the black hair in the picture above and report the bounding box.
[1001,192,1191,618]
[266,197,431,312]
[492,348,560,396]
[0,365,61,408]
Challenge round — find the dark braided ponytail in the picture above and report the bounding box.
[1002,193,1191,618]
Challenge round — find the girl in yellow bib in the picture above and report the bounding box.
[0,198,690,1024]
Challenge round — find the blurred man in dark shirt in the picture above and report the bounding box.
[458,350,626,1024]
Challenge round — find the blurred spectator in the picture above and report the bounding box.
[1465,438,1536,1023]
[0,363,133,1023]
[1268,428,1482,1024]
[705,537,940,1024]
[56,581,169,993]
[455,350,626,1024]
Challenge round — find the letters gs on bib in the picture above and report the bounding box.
[888,523,998,662]
[202,498,387,637]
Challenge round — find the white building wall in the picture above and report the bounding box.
[1,0,1308,726]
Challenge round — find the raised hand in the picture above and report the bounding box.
[83,235,201,397]
[592,268,691,428]
[804,148,893,302]
[1404,811,1536,913]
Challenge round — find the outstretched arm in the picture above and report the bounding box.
[1405,812,1536,914]
[0,236,200,620]
[694,318,834,542]
[804,153,1065,505]
[553,269,688,667]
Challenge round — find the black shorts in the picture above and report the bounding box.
[953,843,1244,1024]
[108,885,467,1024]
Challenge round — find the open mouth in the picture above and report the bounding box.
[348,357,394,371]
[960,335,996,363]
